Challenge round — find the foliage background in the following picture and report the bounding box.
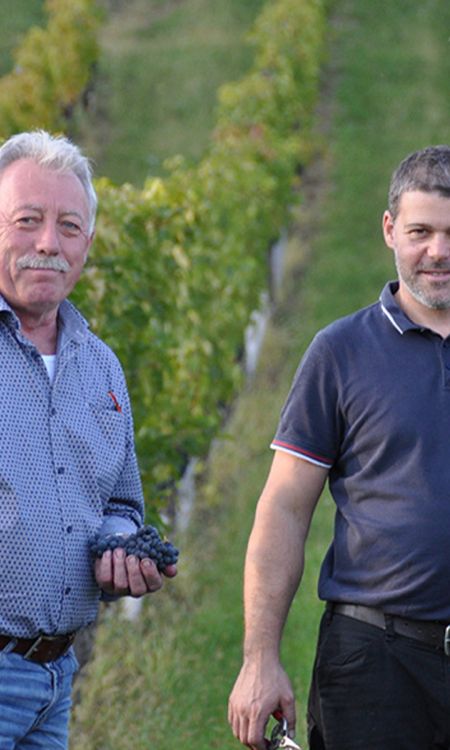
[0,0,327,514]
[70,0,450,746]
[69,0,329,513]
[1,0,449,747]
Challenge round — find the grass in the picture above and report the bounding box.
[69,219,331,749]
[0,0,265,185]
[74,0,266,184]
[70,0,450,746]
[0,0,45,75]
[301,0,450,330]
[4,0,449,746]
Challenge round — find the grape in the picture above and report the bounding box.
[90,524,179,571]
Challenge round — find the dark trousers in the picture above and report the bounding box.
[307,609,450,750]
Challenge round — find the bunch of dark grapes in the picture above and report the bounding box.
[90,525,179,572]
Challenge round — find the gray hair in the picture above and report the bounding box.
[0,130,97,233]
[388,145,450,219]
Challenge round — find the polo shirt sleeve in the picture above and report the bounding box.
[271,330,343,469]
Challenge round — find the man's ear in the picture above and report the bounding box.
[382,210,395,250]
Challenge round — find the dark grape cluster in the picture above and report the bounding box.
[90,525,179,571]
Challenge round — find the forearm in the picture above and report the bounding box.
[242,499,306,662]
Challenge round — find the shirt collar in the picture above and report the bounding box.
[379,281,425,335]
[0,294,21,331]
[0,293,89,346]
[58,299,89,350]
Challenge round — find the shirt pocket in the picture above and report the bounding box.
[88,406,128,500]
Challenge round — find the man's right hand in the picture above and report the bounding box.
[228,657,296,750]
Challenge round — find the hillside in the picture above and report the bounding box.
[70,0,450,748]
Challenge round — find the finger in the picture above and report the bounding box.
[125,555,149,597]
[94,549,114,592]
[162,563,177,578]
[140,558,163,592]
[112,548,131,594]
[228,695,251,746]
[247,715,269,750]
[227,698,235,728]
[280,698,296,737]
[230,710,248,746]
[230,710,265,750]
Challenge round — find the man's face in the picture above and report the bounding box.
[383,190,450,312]
[0,158,93,320]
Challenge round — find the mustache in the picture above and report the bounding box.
[16,255,70,273]
[418,266,450,272]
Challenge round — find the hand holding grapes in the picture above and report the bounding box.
[92,526,179,597]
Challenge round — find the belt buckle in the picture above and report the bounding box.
[444,625,450,656]
[23,634,44,660]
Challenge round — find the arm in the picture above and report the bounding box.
[228,450,328,750]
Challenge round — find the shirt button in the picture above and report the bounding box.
[50,408,56,416]
[65,587,71,595]
[66,525,73,534]
[57,467,65,475]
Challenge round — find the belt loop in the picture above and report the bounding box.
[325,602,334,624]
[24,635,44,660]
[0,637,17,655]
[384,613,395,637]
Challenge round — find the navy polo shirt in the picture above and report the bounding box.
[272,282,450,620]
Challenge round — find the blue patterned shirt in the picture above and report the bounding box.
[0,295,144,637]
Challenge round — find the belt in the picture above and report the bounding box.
[330,603,450,655]
[0,632,76,664]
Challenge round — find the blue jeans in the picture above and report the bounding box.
[0,647,79,749]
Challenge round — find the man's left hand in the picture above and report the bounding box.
[95,547,177,597]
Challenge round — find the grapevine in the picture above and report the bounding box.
[70,0,327,512]
[90,525,179,572]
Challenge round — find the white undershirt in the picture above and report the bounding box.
[41,354,56,383]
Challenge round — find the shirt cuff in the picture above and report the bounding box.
[98,516,139,538]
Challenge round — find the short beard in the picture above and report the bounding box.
[395,256,450,310]
[409,288,450,310]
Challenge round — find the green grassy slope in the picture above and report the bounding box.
[0,1,45,75]
[74,0,266,184]
[70,1,450,748]
[0,1,265,185]
[2,0,450,747]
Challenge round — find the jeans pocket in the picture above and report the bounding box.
[316,613,383,675]
[55,647,80,676]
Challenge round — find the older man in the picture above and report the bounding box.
[229,145,450,750]
[0,130,175,748]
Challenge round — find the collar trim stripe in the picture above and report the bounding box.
[380,301,405,335]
